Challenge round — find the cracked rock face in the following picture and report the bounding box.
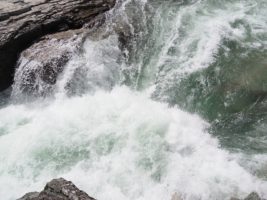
[18,178,96,200]
[0,0,116,91]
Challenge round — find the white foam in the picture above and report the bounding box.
[0,87,266,200]
[55,35,121,98]
[2,0,267,199]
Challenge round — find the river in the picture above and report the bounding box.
[0,0,267,199]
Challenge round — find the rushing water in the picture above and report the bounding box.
[1,0,267,199]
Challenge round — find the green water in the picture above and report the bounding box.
[124,0,267,154]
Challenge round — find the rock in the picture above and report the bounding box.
[231,192,264,200]
[18,192,39,200]
[17,178,96,200]
[12,29,85,98]
[244,192,261,200]
[0,0,116,91]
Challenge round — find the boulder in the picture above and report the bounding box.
[18,178,96,200]
[0,0,116,91]
[12,29,85,98]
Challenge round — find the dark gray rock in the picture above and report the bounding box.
[18,192,39,200]
[244,192,261,200]
[0,0,116,91]
[12,29,85,98]
[18,178,96,200]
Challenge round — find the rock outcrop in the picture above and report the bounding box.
[0,0,115,91]
[18,178,96,200]
[12,29,85,98]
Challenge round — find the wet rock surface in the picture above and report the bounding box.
[18,178,96,200]
[231,192,265,200]
[0,0,115,91]
[12,29,85,98]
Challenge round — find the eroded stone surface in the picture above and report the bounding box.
[0,0,115,91]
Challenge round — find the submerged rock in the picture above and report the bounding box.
[171,193,183,200]
[0,0,116,92]
[18,178,96,200]
[231,192,263,200]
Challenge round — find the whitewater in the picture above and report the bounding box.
[1,0,267,199]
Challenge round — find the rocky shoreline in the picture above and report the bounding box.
[0,0,115,92]
[18,178,264,200]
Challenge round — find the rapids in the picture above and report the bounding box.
[0,0,267,199]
